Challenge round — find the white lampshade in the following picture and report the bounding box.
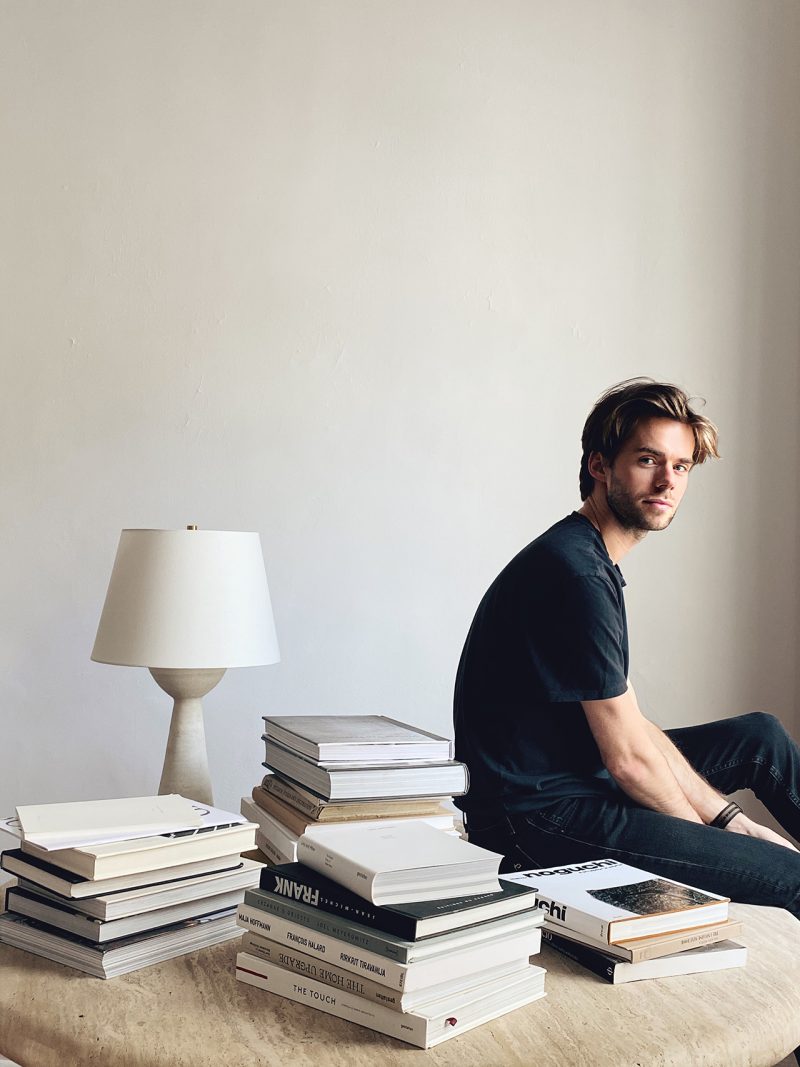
[91,529,280,669]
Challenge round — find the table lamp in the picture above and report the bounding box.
[91,527,280,805]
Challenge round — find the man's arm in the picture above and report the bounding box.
[584,686,798,850]
[581,688,702,822]
[644,715,797,850]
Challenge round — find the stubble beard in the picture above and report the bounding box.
[607,478,676,534]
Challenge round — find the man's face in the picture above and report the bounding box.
[603,417,695,532]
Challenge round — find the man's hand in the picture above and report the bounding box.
[727,812,799,851]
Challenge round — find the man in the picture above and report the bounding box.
[454,378,800,920]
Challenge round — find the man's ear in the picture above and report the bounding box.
[587,451,608,483]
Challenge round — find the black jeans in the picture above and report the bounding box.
[467,712,800,920]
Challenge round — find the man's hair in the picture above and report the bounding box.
[579,378,720,500]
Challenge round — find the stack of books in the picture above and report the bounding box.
[235,820,547,1047]
[243,715,470,863]
[504,858,746,984]
[0,795,260,978]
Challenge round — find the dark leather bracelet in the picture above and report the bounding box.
[709,801,743,829]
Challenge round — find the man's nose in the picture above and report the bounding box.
[654,463,675,489]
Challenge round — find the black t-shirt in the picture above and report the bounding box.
[453,513,629,818]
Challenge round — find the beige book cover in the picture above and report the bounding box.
[16,794,201,849]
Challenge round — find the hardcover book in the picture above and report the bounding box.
[262,715,454,763]
[235,951,546,1048]
[5,885,246,943]
[12,857,263,920]
[259,861,541,940]
[0,848,245,899]
[237,903,542,992]
[260,775,449,821]
[0,909,241,978]
[297,821,500,905]
[541,927,747,983]
[262,742,469,801]
[503,859,728,943]
[242,886,543,965]
[541,916,744,963]
[239,931,534,1012]
[15,795,202,850]
[251,786,453,838]
[18,819,257,880]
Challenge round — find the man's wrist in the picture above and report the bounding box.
[708,800,743,829]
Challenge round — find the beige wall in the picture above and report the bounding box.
[1,1,799,829]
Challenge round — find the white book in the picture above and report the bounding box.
[254,829,295,867]
[16,857,264,920]
[262,742,469,801]
[503,859,728,943]
[0,848,245,899]
[239,932,534,1012]
[236,902,542,992]
[242,796,457,862]
[236,952,546,1048]
[542,928,747,983]
[19,817,257,880]
[262,715,454,763]
[15,795,202,850]
[0,909,241,978]
[297,822,501,905]
[7,885,245,942]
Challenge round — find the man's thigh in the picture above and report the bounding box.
[474,796,800,917]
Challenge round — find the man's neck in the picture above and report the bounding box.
[577,496,646,565]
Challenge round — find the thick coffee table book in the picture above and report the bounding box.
[503,859,728,943]
[541,927,747,984]
[539,916,744,964]
[5,884,250,943]
[241,797,457,868]
[9,814,257,880]
[239,932,535,1012]
[0,849,252,905]
[14,795,202,849]
[259,861,541,940]
[263,742,468,801]
[260,775,449,822]
[237,896,542,990]
[251,785,452,837]
[0,908,241,979]
[297,822,501,905]
[262,715,454,763]
[0,848,247,898]
[235,951,546,1048]
[8,857,263,921]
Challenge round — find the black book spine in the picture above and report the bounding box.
[259,863,417,941]
[541,928,617,983]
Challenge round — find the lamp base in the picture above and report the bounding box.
[150,667,226,806]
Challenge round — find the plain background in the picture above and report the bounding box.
[1,2,799,851]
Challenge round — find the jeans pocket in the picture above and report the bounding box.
[521,797,581,834]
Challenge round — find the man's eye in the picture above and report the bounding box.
[674,464,689,473]
[640,456,655,465]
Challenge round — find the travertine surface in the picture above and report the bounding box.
[0,904,798,1067]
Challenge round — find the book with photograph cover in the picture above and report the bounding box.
[503,859,728,943]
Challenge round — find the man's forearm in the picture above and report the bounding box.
[645,721,726,823]
[606,743,703,822]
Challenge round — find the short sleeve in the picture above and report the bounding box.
[526,573,628,702]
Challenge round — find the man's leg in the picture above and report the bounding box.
[468,791,800,919]
[666,712,800,842]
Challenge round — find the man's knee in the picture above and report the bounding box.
[734,711,790,749]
